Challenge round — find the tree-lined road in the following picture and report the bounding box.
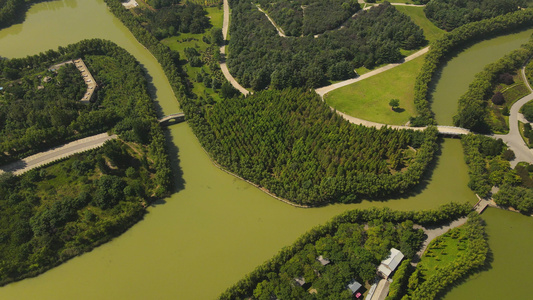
[220,0,251,95]
[0,133,116,176]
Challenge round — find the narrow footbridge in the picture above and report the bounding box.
[436,126,471,136]
[159,113,185,126]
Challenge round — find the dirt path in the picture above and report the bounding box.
[254,3,286,37]
[220,0,251,95]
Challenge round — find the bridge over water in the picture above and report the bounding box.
[159,113,185,126]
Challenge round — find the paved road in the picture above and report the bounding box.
[0,133,116,175]
[492,63,533,167]
[220,0,250,95]
[315,46,429,97]
[494,92,533,167]
[333,109,471,135]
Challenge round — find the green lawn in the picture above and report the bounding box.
[206,6,223,29]
[418,227,467,278]
[325,55,425,125]
[395,6,445,44]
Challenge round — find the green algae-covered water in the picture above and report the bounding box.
[431,29,533,125]
[0,0,527,299]
[443,208,533,300]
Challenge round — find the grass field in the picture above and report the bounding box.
[325,55,425,125]
[519,121,532,148]
[418,227,467,278]
[395,6,445,45]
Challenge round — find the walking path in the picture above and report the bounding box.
[49,58,97,103]
[220,0,250,95]
[412,217,467,266]
[254,3,286,37]
[0,133,116,176]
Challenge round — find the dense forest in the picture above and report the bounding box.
[453,36,533,133]
[254,0,360,36]
[461,134,519,197]
[413,9,533,126]
[0,39,170,169]
[133,2,211,39]
[425,0,526,31]
[187,88,438,206]
[0,137,166,286]
[228,1,425,89]
[218,203,473,299]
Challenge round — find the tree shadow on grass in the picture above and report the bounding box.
[393,107,405,113]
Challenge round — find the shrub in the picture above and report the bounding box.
[491,92,505,105]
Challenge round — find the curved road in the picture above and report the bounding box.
[0,133,116,175]
[220,0,251,95]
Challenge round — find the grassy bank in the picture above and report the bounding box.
[395,6,445,45]
[325,55,425,125]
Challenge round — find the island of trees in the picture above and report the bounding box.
[0,39,172,285]
[218,204,487,300]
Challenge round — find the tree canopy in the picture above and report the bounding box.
[227,1,425,89]
[425,0,526,31]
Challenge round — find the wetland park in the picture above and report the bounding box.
[1,0,533,299]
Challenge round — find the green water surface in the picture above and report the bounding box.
[431,29,533,125]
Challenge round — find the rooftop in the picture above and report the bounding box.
[347,279,362,294]
[317,255,330,266]
[378,248,404,278]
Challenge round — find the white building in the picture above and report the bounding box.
[377,248,404,278]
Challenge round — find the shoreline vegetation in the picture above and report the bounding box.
[412,9,533,126]
[453,35,533,133]
[0,39,172,286]
[217,204,479,300]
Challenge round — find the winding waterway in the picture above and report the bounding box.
[0,0,528,299]
[431,28,533,125]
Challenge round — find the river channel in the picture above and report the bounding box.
[0,0,528,299]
